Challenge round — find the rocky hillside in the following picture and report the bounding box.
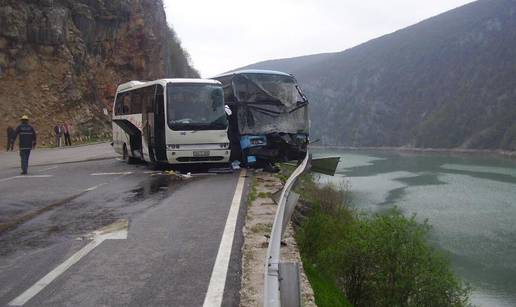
[0,0,197,147]
[240,0,516,150]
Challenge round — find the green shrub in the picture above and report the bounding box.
[300,209,470,307]
[297,209,349,262]
[302,258,352,307]
[296,178,470,307]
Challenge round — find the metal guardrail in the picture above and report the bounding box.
[264,153,312,307]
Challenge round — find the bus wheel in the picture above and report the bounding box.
[123,144,136,164]
[122,144,129,163]
[150,162,163,171]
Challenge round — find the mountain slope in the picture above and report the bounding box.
[0,0,197,147]
[240,0,516,150]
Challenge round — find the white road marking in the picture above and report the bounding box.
[190,173,217,177]
[85,183,107,191]
[8,220,129,306]
[90,172,133,176]
[203,169,247,307]
[36,166,59,172]
[0,175,53,183]
[0,177,17,183]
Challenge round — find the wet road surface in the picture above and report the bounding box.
[0,158,249,306]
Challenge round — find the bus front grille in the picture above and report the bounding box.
[176,156,225,162]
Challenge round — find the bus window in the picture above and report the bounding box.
[130,89,143,114]
[166,83,227,131]
[217,75,235,103]
[114,92,126,115]
[122,94,131,114]
[142,86,155,113]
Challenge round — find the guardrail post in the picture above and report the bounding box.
[279,262,301,307]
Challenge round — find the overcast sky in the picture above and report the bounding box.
[163,0,476,77]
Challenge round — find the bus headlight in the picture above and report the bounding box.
[219,143,229,148]
[251,139,265,145]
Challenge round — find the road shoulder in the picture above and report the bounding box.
[239,171,316,307]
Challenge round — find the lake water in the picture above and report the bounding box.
[313,149,516,307]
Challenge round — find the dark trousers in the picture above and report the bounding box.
[6,138,14,151]
[64,133,72,146]
[20,149,31,174]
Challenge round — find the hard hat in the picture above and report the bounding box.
[20,115,29,120]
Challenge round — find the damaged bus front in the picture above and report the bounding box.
[213,70,309,168]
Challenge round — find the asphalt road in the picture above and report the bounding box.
[0,155,249,306]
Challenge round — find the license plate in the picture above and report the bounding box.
[193,151,210,157]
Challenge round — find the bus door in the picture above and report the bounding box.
[153,85,167,162]
[142,85,156,162]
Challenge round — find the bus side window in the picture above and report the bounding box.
[217,76,235,103]
[129,89,143,114]
[123,94,131,114]
[115,92,126,115]
[143,86,155,112]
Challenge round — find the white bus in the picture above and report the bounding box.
[112,79,230,166]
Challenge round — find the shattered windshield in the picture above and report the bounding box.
[232,73,307,110]
[166,83,227,131]
[235,104,309,135]
[227,73,309,135]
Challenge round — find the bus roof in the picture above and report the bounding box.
[116,78,221,92]
[213,69,292,78]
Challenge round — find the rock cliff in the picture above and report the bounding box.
[0,0,198,147]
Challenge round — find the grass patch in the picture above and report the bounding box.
[257,191,271,199]
[302,258,351,307]
[250,223,272,234]
[248,175,258,203]
[275,163,295,183]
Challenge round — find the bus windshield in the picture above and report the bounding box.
[228,73,309,135]
[167,83,228,131]
[232,73,307,110]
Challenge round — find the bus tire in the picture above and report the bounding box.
[150,162,164,171]
[122,143,129,162]
[122,144,138,164]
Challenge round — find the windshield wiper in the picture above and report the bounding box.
[295,85,308,102]
[209,115,229,126]
[287,101,308,113]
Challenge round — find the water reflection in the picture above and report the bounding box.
[127,176,172,201]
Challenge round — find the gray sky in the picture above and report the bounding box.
[163,0,476,77]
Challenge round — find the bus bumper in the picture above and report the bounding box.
[166,149,230,164]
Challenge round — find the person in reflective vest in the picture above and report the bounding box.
[13,115,37,175]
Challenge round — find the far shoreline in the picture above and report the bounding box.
[310,145,516,160]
